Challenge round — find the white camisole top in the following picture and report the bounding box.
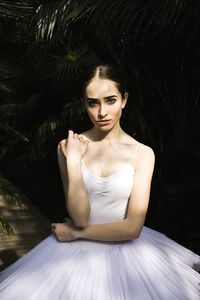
[70,143,140,250]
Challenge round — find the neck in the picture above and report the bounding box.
[91,122,124,142]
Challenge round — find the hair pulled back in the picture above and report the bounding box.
[82,63,127,98]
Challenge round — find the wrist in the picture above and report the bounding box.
[67,159,82,168]
[74,227,85,240]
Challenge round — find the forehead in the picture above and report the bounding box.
[85,79,120,98]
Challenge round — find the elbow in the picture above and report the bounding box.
[128,228,142,240]
[74,217,89,228]
[67,206,90,228]
[132,231,140,239]
[74,221,88,228]
[74,211,90,228]
[129,232,140,240]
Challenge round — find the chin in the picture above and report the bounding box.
[96,123,116,132]
[98,127,111,132]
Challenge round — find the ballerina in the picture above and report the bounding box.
[0,63,199,299]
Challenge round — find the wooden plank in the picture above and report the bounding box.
[0,195,50,271]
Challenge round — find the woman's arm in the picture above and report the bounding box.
[57,131,90,228]
[53,145,155,241]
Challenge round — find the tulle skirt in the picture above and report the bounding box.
[0,226,199,300]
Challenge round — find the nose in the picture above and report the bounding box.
[98,104,108,118]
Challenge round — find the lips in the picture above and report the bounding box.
[97,119,112,126]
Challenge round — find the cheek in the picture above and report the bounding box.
[86,107,97,119]
[111,104,123,117]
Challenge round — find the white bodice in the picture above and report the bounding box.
[82,160,134,224]
[70,160,135,250]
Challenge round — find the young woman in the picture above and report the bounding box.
[0,64,199,299]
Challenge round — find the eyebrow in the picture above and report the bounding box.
[86,95,118,101]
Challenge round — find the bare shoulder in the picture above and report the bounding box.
[124,134,154,156]
[136,143,155,171]
[78,129,93,141]
[57,139,68,162]
[138,143,155,158]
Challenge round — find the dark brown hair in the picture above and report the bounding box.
[83,64,127,98]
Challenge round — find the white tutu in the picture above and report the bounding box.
[0,227,199,300]
[0,159,199,299]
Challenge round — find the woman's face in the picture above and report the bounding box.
[84,78,128,131]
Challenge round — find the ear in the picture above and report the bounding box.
[122,92,128,108]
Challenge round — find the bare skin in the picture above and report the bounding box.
[51,78,155,242]
[58,130,90,228]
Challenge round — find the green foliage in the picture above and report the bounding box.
[0,177,27,235]
[0,217,13,235]
[0,0,200,252]
[34,0,200,48]
[0,1,33,19]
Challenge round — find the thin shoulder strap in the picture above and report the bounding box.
[132,143,140,156]
[128,143,141,165]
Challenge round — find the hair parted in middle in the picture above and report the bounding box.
[82,63,127,98]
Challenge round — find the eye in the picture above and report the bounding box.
[87,100,98,107]
[107,97,117,104]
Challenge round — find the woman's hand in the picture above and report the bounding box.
[51,218,81,242]
[59,130,89,164]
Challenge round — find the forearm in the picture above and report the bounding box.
[67,161,90,227]
[77,219,140,241]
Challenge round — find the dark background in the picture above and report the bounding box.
[0,0,200,254]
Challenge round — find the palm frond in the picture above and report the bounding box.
[0,59,21,103]
[0,177,27,209]
[42,47,93,83]
[0,103,21,123]
[30,116,60,161]
[0,124,29,160]
[0,217,13,235]
[0,177,28,235]
[0,81,13,94]
[0,124,29,143]
[34,0,200,47]
[0,1,33,19]
[35,0,94,43]
[61,98,85,127]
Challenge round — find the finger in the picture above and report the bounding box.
[59,140,64,147]
[68,130,74,139]
[78,135,84,142]
[78,135,89,144]
[74,133,78,139]
[59,139,66,150]
[59,141,65,151]
[51,223,57,229]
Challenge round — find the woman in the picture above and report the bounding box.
[0,64,199,299]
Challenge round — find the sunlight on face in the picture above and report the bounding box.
[84,79,127,131]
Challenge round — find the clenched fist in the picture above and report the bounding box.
[51,218,81,242]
